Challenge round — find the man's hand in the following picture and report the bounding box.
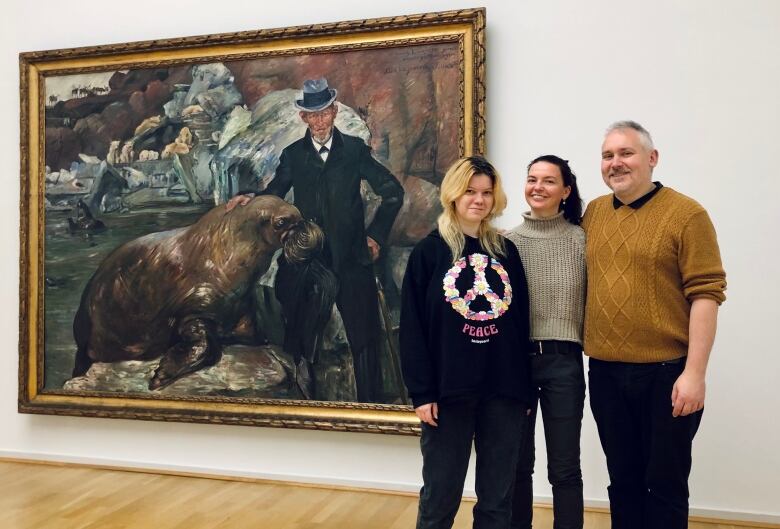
[671,369,706,417]
[671,298,718,417]
[225,194,254,212]
[366,236,381,262]
[415,402,439,427]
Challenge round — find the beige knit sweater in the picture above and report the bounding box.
[506,212,586,344]
[582,187,727,362]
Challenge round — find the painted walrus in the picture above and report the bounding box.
[71,195,324,390]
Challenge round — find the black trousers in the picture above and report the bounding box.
[417,396,528,529]
[588,357,703,529]
[511,342,585,529]
[334,261,383,403]
[275,256,382,402]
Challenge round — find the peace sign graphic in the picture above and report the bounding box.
[443,253,512,321]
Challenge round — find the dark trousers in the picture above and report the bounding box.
[334,262,383,403]
[275,255,382,402]
[417,396,527,529]
[588,357,703,529]
[511,343,585,529]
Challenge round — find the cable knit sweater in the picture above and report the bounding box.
[506,212,586,344]
[582,187,727,362]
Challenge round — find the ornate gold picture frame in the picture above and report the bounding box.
[19,8,486,434]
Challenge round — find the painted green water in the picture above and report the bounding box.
[43,204,213,389]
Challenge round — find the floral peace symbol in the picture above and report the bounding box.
[443,253,512,321]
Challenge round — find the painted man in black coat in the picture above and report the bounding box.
[229,78,404,402]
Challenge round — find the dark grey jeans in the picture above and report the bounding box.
[417,395,528,529]
[511,342,585,529]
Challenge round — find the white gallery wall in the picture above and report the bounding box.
[1,0,778,522]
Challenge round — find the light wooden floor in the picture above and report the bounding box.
[0,460,774,529]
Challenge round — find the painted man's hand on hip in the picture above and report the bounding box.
[366,236,381,262]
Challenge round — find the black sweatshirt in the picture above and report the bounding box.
[400,230,533,408]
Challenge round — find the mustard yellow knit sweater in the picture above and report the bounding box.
[582,187,726,362]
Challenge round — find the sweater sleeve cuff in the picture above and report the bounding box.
[688,292,726,305]
[411,394,437,409]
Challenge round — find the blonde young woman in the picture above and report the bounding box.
[400,156,534,529]
[506,155,586,529]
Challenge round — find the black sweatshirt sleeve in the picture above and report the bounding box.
[400,241,438,408]
[505,239,532,354]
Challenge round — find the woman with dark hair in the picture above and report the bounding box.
[506,155,586,529]
[401,156,534,529]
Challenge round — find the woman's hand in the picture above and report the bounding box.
[415,402,439,427]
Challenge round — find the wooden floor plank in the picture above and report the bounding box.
[0,460,775,529]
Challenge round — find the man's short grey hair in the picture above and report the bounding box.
[606,120,655,151]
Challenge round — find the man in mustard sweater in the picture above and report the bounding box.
[583,121,726,529]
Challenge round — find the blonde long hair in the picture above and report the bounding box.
[437,156,507,263]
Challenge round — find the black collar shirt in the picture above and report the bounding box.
[612,181,664,210]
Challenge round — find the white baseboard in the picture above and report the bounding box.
[528,494,780,525]
[1,450,778,525]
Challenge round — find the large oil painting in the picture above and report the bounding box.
[19,8,486,434]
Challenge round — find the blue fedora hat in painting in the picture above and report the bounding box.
[294,78,338,112]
